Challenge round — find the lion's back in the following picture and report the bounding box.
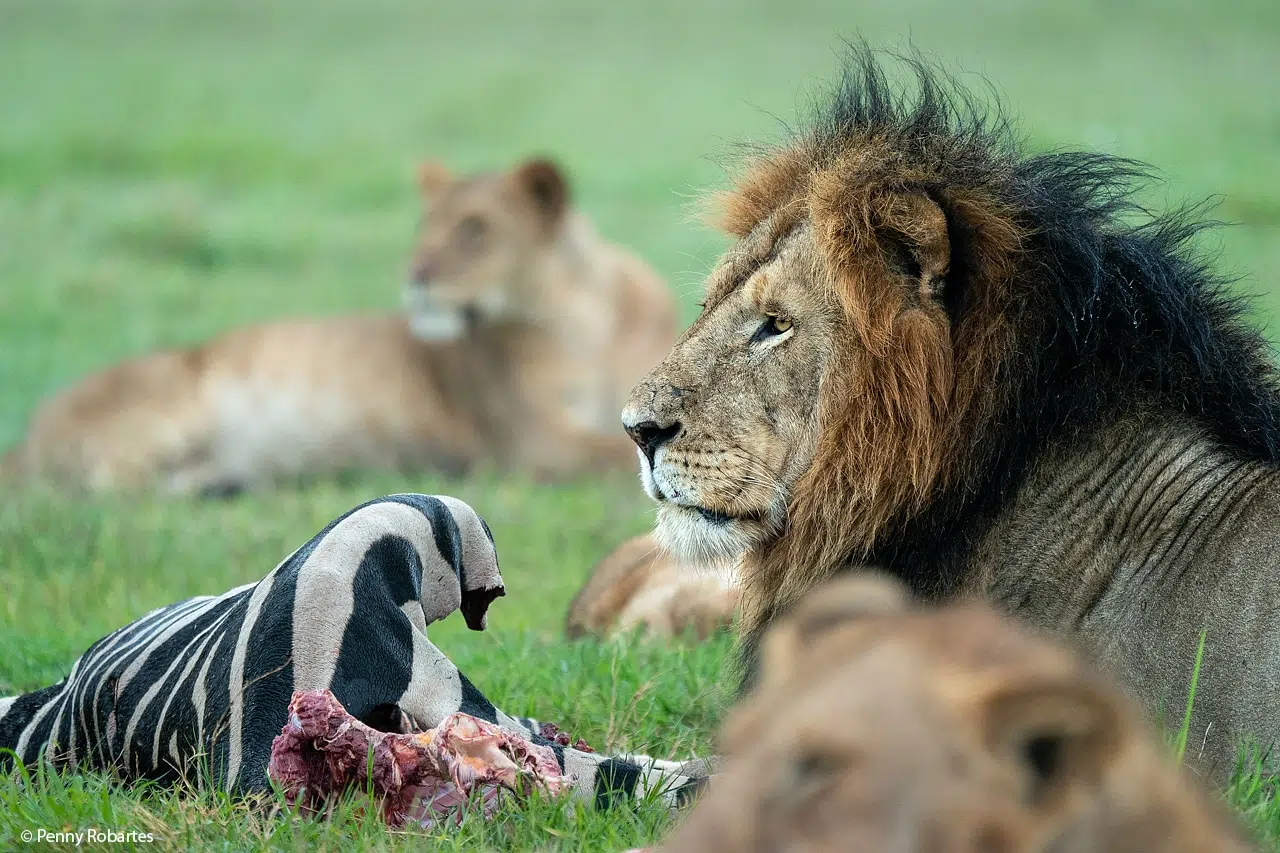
[6,315,470,493]
[605,241,679,397]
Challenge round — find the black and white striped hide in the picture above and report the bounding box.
[0,494,705,809]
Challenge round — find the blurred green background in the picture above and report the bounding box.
[3,0,1279,439]
[1,0,1278,848]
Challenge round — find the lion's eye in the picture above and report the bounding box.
[457,215,489,246]
[751,314,794,344]
[771,750,848,808]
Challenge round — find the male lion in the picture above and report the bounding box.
[4,158,675,493]
[621,49,1280,781]
[656,575,1258,853]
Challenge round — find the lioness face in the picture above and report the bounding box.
[622,220,839,564]
[659,577,1151,853]
[673,648,1058,853]
[404,159,568,341]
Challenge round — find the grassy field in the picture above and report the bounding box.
[1,0,1279,849]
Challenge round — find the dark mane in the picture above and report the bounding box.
[792,46,1280,596]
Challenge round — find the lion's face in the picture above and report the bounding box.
[658,576,1250,853]
[622,221,839,564]
[622,175,959,581]
[404,159,569,341]
[620,220,829,560]
[623,130,1023,630]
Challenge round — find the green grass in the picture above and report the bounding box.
[1,0,1278,849]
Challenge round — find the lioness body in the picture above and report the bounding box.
[621,51,1280,781]
[565,533,738,640]
[5,159,675,493]
[659,576,1257,853]
[9,314,634,493]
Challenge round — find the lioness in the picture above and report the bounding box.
[657,575,1258,853]
[4,158,675,493]
[565,532,738,640]
[621,49,1280,781]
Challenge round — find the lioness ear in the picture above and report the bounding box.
[760,572,910,685]
[512,158,569,230]
[983,679,1122,811]
[878,191,951,304]
[417,160,453,204]
[789,572,911,634]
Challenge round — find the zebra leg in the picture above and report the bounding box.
[553,745,710,810]
[441,667,708,810]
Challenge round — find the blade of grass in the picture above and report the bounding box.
[1174,627,1208,763]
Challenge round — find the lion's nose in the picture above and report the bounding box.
[410,261,437,286]
[624,420,681,466]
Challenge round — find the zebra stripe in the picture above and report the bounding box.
[0,494,703,809]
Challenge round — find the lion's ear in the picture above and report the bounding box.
[878,191,951,304]
[759,572,910,685]
[982,678,1122,811]
[417,160,453,204]
[512,158,569,230]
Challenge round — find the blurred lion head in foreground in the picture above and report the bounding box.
[656,575,1256,853]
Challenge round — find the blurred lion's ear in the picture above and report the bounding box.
[416,160,453,203]
[983,678,1122,811]
[759,572,910,687]
[512,158,569,230]
[792,572,911,628]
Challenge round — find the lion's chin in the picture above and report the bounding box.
[404,287,468,342]
[408,309,466,342]
[653,503,764,567]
